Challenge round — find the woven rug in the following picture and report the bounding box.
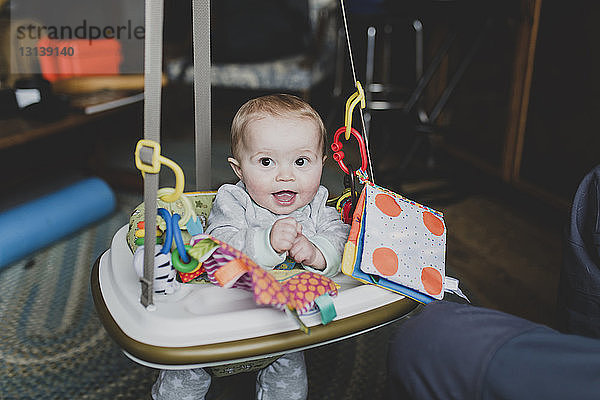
[0,191,406,400]
[0,193,162,400]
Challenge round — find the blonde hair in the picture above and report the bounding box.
[230,94,326,160]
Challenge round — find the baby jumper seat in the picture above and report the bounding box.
[91,191,417,370]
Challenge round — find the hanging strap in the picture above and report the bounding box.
[139,0,165,309]
[192,0,211,190]
[140,0,212,307]
[338,0,375,182]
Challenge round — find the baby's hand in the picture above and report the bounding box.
[289,234,326,271]
[270,217,302,254]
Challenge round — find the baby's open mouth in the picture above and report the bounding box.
[272,190,297,205]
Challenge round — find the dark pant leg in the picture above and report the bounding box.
[387,300,600,400]
[386,301,541,400]
[483,327,600,400]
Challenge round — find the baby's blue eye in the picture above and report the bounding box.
[295,158,307,166]
[260,158,272,167]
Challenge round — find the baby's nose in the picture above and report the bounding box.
[276,165,295,181]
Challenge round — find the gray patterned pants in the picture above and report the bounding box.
[151,351,307,400]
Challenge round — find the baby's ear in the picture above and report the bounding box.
[228,157,244,180]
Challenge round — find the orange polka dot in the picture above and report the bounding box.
[421,267,443,296]
[423,211,445,236]
[289,278,299,285]
[309,278,319,285]
[288,284,296,291]
[372,247,398,276]
[317,285,326,295]
[298,283,307,292]
[257,278,268,289]
[296,291,304,299]
[305,292,315,303]
[309,285,316,291]
[375,194,402,217]
[276,293,287,303]
[301,279,308,285]
[259,291,272,304]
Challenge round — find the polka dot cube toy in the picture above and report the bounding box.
[341,182,447,302]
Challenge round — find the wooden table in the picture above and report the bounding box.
[0,94,143,191]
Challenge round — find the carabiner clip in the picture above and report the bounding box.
[344,81,366,140]
[331,126,368,175]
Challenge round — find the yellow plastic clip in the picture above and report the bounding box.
[344,81,366,140]
[135,139,161,174]
[134,139,185,202]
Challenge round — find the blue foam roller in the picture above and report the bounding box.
[0,177,116,269]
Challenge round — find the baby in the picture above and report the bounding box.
[152,94,349,400]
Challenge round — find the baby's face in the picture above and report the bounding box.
[229,116,324,215]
